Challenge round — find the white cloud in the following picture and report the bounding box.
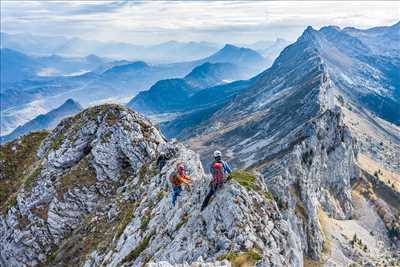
[1,1,399,44]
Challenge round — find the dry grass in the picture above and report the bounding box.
[116,201,137,239]
[303,256,324,267]
[122,232,154,264]
[39,213,116,267]
[0,132,48,214]
[318,209,332,259]
[303,210,331,267]
[15,211,30,230]
[358,154,399,192]
[30,205,49,221]
[217,250,262,267]
[57,156,97,200]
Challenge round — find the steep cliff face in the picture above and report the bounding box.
[258,108,358,261]
[0,104,296,267]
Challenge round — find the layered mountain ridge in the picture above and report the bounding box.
[127,62,253,114]
[1,44,266,136]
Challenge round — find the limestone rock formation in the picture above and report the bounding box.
[1,104,296,267]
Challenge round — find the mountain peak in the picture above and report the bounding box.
[320,25,341,32]
[221,43,238,50]
[185,62,228,77]
[128,60,148,68]
[218,44,257,54]
[391,20,400,29]
[296,25,323,45]
[205,43,266,68]
[102,60,149,75]
[1,100,296,266]
[62,98,82,109]
[184,62,240,88]
[305,25,316,32]
[0,99,83,144]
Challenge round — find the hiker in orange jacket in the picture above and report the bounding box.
[169,163,191,206]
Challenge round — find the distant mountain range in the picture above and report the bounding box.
[1,32,221,63]
[0,44,269,136]
[127,62,257,114]
[0,48,112,84]
[0,99,82,144]
[258,38,291,64]
[1,32,291,65]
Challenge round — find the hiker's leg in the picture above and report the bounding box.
[172,187,178,206]
[176,186,182,196]
[172,186,182,206]
[201,187,215,210]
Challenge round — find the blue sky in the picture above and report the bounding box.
[1,1,399,45]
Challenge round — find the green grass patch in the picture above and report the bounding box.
[122,232,154,264]
[1,194,17,214]
[140,214,151,232]
[0,131,48,214]
[175,214,189,232]
[217,250,262,267]
[230,170,257,191]
[51,132,65,151]
[231,170,274,202]
[116,202,136,239]
[156,190,165,203]
[261,191,274,201]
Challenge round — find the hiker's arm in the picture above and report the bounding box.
[224,162,232,174]
[179,175,192,185]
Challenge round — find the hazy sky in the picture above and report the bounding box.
[1,1,399,45]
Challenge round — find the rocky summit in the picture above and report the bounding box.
[1,104,296,267]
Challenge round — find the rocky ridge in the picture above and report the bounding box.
[1,104,297,267]
[184,24,399,265]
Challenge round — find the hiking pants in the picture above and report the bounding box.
[172,185,182,206]
[201,182,222,210]
[201,187,216,210]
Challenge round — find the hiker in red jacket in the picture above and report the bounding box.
[201,150,232,211]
